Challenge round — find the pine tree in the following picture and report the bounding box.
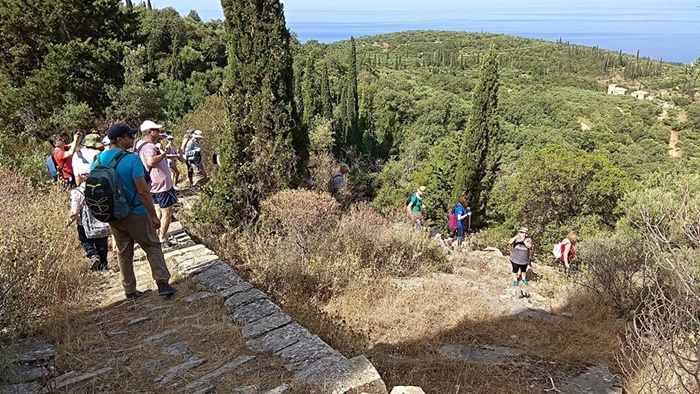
[454,48,500,226]
[206,0,309,225]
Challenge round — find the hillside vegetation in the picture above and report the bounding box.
[1,2,700,392]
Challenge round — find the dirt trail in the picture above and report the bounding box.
[669,130,681,158]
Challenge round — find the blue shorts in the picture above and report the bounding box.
[152,188,178,209]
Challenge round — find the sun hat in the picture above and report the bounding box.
[192,130,204,139]
[166,134,174,140]
[519,227,529,234]
[83,133,102,149]
[107,124,138,141]
[140,120,162,132]
[418,186,427,193]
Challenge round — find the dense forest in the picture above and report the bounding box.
[2,1,700,391]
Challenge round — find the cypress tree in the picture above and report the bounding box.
[302,55,315,125]
[346,36,360,149]
[207,0,309,225]
[454,48,500,226]
[125,0,133,9]
[320,62,332,119]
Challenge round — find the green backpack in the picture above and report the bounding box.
[84,151,137,222]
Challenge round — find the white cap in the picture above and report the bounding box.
[193,130,204,139]
[102,136,110,145]
[140,120,163,132]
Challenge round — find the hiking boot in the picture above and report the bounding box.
[125,290,145,300]
[88,255,101,271]
[157,281,178,297]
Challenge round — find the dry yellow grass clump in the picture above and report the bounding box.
[0,166,93,343]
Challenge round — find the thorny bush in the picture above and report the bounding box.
[0,167,89,342]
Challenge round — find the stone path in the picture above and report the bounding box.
[2,216,386,393]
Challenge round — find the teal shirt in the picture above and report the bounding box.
[410,194,423,213]
[91,149,147,216]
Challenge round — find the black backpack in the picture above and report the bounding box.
[84,151,137,222]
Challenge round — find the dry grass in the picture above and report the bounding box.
[0,167,94,343]
[40,279,293,393]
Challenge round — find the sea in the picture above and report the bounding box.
[178,0,700,64]
[278,1,700,64]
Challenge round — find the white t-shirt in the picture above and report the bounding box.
[71,148,100,178]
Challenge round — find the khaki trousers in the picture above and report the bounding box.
[109,214,171,294]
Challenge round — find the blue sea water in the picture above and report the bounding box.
[279,1,700,64]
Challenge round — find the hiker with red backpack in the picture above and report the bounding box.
[553,232,578,271]
[447,196,472,250]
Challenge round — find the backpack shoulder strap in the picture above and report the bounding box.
[77,150,89,164]
[107,150,129,168]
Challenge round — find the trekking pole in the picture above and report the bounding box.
[468,214,471,233]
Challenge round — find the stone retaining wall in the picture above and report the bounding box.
[165,221,387,394]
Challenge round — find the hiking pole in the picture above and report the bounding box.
[468,214,471,233]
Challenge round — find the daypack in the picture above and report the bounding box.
[46,155,58,181]
[552,242,564,259]
[406,194,415,207]
[328,173,343,194]
[80,199,111,239]
[448,211,457,230]
[84,151,134,223]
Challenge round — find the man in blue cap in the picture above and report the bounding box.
[94,124,177,299]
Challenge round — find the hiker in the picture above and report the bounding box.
[49,132,81,187]
[71,133,103,183]
[507,227,532,295]
[557,232,578,270]
[92,123,177,299]
[180,130,194,187]
[66,169,110,271]
[163,134,181,190]
[407,186,427,230]
[447,196,472,249]
[184,130,208,188]
[328,163,349,201]
[137,121,179,248]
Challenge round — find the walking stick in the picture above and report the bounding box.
[468,213,471,232]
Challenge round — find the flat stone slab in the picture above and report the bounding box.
[232,385,260,394]
[263,384,290,394]
[154,356,206,385]
[276,336,342,372]
[231,299,283,325]
[53,366,112,390]
[163,244,206,260]
[184,292,215,303]
[0,382,40,394]
[391,387,426,394]
[246,323,311,354]
[1,340,55,364]
[241,312,292,339]
[184,355,255,390]
[192,384,216,394]
[141,359,165,375]
[558,365,623,394]
[298,355,387,394]
[161,342,190,356]
[142,330,176,345]
[439,345,522,365]
[0,363,49,384]
[193,262,246,293]
[224,288,268,312]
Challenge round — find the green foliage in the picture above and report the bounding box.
[454,48,500,224]
[491,144,635,248]
[203,0,308,225]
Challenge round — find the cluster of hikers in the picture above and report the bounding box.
[402,184,578,296]
[48,121,212,299]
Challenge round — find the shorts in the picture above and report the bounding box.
[152,188,178,209]
[511,261,528,274]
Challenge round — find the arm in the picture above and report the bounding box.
[134,176,160,228]
[144,145,167,167]
[64,133,81,158]
[180,134,191,152]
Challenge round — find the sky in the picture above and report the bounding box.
[155,0,700,63]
